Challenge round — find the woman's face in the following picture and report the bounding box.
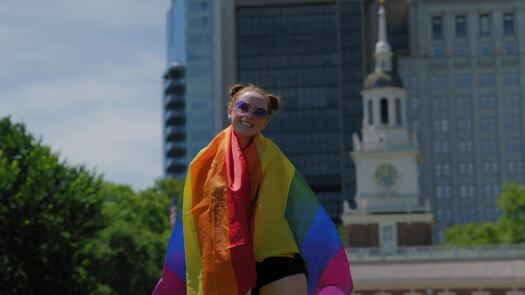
[228,91,269,139]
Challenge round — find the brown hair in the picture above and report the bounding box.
[227,83,280,117]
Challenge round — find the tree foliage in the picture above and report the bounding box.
[80,179,181,294]
[0,117,184,294]
[445,183,525,245]
[0,117,105,294]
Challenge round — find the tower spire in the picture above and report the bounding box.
[375,0,392,72]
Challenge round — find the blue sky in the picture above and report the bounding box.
[0,1,171,190]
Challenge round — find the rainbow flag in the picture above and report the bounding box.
[154,126,352,295]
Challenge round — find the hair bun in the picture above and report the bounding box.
[229,84,245,97]
[267,94,280,111]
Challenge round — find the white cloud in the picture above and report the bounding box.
[0,0,170,27]
[0,1,171,190]
[1,52,166,190]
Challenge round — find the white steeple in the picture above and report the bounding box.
[375,0,393,72]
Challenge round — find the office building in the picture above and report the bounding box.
[399,0,525,242]
[343,0,432,249]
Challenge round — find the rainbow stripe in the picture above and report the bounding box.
[154,126,352,295]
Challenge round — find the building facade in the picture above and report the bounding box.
[233,0,369,219]
[163,63,187,178]
[343,0,432,249]
[164,0,411,219]
[399,0,525,242]
[348,245,525,295]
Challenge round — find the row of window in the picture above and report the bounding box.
[430,72,520,90]
[435,184,503,199]
[240,68,338,88]
[417,95,523,112]
[432,12,515,40]
[238,14,336,36]
[435,208,500,227]
[237,35,337,56]
[428,117,522,132]
[432,40,517,57]
[434,140,523,154]
[238,54,338,70]
[435,161,523,177]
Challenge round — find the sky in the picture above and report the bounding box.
[0,1,172,190]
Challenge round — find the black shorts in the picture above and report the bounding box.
[251,253,307,295]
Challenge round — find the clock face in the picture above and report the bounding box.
[374,163,399,188]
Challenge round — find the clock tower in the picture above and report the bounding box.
[341,0,433,249]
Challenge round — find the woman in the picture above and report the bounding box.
[154,84,352,295]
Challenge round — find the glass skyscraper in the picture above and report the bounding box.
[236,1,368,219]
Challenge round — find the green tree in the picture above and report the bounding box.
[0,117,105,294]
[80,178,183,294]
[0,117,184,294]
[496,183,525,243]
[445,183,525,245]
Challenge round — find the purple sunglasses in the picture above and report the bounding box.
[234,101,269,118]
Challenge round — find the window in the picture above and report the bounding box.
[457,97,472,110]
[381,225,394,241]
[443,164,450,176]
[368,100,373,125]
[432,98,448,111]
[480,118,497,132]
[456,15,466,38]
[480,97,496,109]
[434,164,451,177]
[504,13,514,36]
[436,185,451,198]
[460,163,474,175]
[432,44,444,58]
[431,76,447,91]
[432,16,443,39]
[485,208,500,221]
[507,140,522,152]
[479,74,496,87]
[505,96,520,108]
[480,42,492,56]
[479,14,490,37]
[481,141,497,153]
[509,162,523,173]
[504,41,516,55]
[433,119,449,132]
[506,117,520,130]
[504,72,520,86]
[458,119,473,130]
[380,98,388,124]
[456,43,467,57]
[455,74,471,88]
[434,142,448,154]
[438,209,452,222]
[459,141,473,153]
[484,162,499,174]
[460,185,474,198]
[461,208,476,223]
